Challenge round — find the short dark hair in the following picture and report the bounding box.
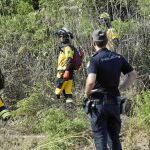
[92,29,108,47]
[94,38,108,47]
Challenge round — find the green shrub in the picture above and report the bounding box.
[79,16,93,36]
[16,1,33,15]
[134,90,150,132]
[14,92,45,116]
[35,108,90,150]
[37,108,88,134]
[112,19,136,36]
[138,0,150,16]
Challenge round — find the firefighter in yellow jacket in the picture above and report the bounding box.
[55,28,75,104]
[100,12,119,51]
[0,69,11,121]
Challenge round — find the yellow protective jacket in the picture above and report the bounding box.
[56,45,74,78]
[106,27,119,50]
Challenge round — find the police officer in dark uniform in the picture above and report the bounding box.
[84,29,136,150]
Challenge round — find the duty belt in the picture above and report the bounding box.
[91,95,117,105]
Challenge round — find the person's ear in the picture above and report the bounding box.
[93,41,96,47]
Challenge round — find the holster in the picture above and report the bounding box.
[82,98,93,114]
[116,96,126,114]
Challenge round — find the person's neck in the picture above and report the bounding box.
[62,41,70,46]
[95,46,106,52]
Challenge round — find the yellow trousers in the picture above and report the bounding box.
[55,79,73,95]
[0,97,5,107]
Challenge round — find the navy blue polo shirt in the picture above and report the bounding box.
[87,48,133,97]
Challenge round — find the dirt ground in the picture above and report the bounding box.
[0,120,47,150]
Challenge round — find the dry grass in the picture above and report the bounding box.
[0,115,149,150]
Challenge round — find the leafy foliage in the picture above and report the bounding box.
[112,19,136,36]
[0,0,150,149]
[134,90,150,131]
[35,108,90,150]
[14,92,45,116]
[37,108,88,134]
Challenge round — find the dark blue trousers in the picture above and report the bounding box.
[89,103,122,150]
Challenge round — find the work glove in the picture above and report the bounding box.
[0,109,11,121]
[63,70,70,80]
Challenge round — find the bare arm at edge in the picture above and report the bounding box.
[119,70,137,91]
[85,73,96,98]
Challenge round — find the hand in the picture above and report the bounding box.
[63,70,70,80]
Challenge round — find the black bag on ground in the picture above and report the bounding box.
[0,69,5,90]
